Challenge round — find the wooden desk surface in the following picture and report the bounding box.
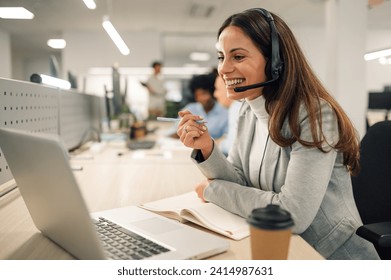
[0,124,324,260]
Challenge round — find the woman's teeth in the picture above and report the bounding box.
[226,79,245,86]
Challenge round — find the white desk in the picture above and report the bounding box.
[0,123,324,260]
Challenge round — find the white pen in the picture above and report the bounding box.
[157,117,207,124]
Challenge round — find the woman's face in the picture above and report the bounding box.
[217,25,267,101]
[194,88,214,111]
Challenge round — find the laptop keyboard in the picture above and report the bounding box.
[94,217,170,260]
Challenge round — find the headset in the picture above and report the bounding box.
[234,8,284,92]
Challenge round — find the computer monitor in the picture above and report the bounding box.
[49,55,60,78]
[111,66,122,117]
[103,66,126,130]
[384,85,391,92]
[367,91,391,126]
[67,71,78,89]
[368,91,391,110]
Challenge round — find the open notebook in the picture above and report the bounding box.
[139,192,250,240]
[0,128,229,260]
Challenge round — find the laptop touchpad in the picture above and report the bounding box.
[132,218,182,235]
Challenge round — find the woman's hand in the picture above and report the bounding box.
[195,179,212,202]
[177,110,213,159]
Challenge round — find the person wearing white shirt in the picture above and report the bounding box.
[145,61,167,117]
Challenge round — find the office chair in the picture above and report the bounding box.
[352,120,391,259]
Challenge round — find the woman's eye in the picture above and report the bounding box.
[233,55,245,61]
[217,56,224,62]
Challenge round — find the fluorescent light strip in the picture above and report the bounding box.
[364,48,391,61]
[190,52,211,61]
[40,75,71,89]
[0,7,34,19]
[379,57,391,65]
[87,67,211,76]
[102,17,130,56]
[83,0,96,10]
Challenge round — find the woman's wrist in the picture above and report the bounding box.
[201,138,214,160]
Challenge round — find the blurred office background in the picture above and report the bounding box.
[0,0,391,137]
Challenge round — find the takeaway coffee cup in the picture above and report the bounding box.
[247,204,294,260]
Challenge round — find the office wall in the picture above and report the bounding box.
[279,25,391,94]
[10,51,24,81]
[292,26,327,84]
[366,29,391,91]
[24,56,54,80]
[0,30,11,79]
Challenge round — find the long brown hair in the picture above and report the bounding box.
[218,8,360,174]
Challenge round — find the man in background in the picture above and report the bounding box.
[144,61,167,118]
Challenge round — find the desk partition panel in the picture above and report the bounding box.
[59,91,103,149]
[0,78,104,196]
[0,78,59,134]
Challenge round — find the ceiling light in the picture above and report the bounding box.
[87,66,211,76]
[190,52,211,61]
[102,16,130,56]
[82,0,97,9]
[47,39,66,49]
[0,7,34,19]
[183,63,200,68]
[364,48,391,61]
[379,57,391,65]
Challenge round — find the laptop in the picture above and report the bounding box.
[0,128,229,260]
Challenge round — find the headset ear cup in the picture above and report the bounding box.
[272,66,282,80]
[265,59,271,80]
[265,59,272,80]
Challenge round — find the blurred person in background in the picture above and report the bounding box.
[181,73,228,140]
[143,61,167,118]
[167,73,228,139]
[213,75,241,156]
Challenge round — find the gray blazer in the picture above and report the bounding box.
[191,101,379,259]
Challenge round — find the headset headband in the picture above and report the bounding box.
[256,8,283,80]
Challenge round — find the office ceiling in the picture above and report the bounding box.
[0,0,390,67]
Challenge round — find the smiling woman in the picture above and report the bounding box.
[175,7,380,260]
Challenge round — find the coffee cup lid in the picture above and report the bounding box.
[247,204,294,230]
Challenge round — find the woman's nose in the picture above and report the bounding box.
[218,59,233,75]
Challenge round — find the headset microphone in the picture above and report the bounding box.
[234,8,283,93]
[233,76,278,92]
